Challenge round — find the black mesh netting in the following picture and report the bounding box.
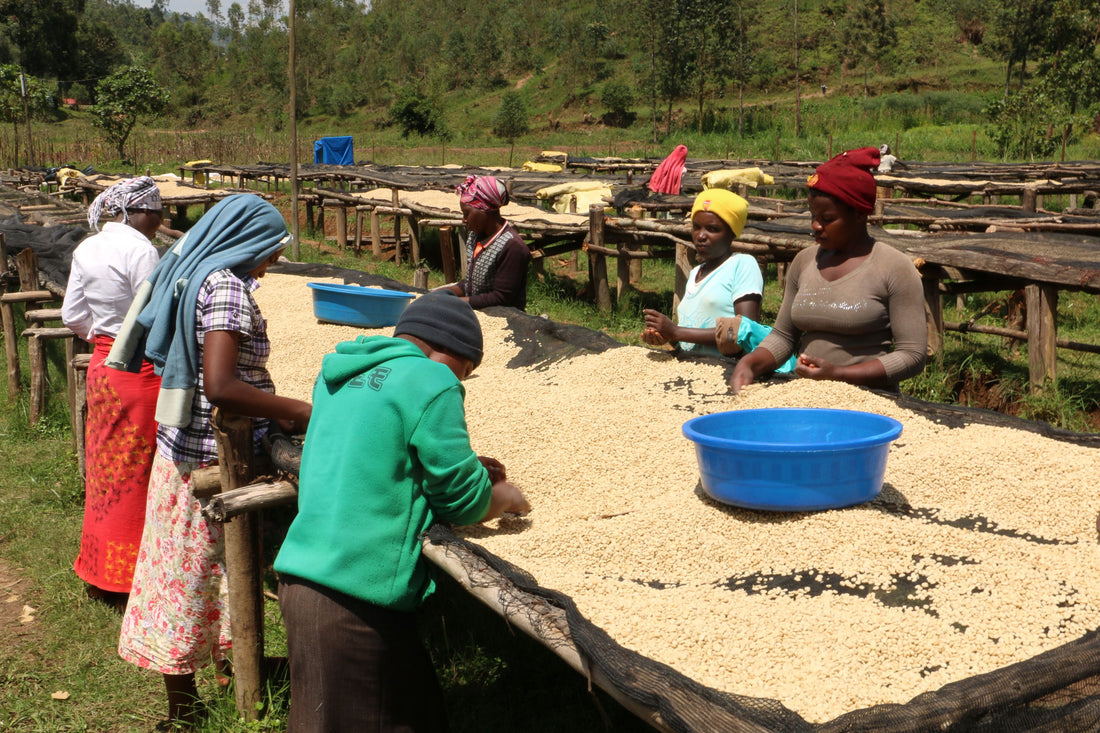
[259,266,1100,732]
[0,213,87,291]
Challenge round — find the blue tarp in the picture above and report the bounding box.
[313,136,354,165]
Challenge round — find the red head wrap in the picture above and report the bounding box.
[806,147,881,214]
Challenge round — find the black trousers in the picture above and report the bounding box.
[278,575,449,733]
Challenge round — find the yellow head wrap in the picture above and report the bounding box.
[690,189,748,238]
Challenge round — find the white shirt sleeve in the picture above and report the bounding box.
[62,257,94,342]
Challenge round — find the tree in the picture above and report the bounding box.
[730,0,758,138]
[389,83,448,139]
[601,80,635,127]
[0,65,55,165]
[492,91,529,167]
[90,66,169,163]
[0,0,83,79]
[841,0,897,96]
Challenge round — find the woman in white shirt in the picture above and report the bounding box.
[62,177,163,609]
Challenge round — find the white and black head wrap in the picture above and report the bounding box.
[87,176,162,231]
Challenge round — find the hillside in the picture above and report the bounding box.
[5,0,1100,167]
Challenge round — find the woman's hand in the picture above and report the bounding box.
[729,361,756,394]
[483,481,531,521]
[794,353,837,381]
[478,455,507,483]
[728,347,778,394]
[642,309,677,345]
[276,401,312,434]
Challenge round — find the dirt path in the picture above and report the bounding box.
[0,557,42,662]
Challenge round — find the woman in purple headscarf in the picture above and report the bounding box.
[441,175,531,310]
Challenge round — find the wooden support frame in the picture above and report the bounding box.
[71,352,90,478]
[211,409,265,721]
[440,226,457,284]
[588,205,611,312]
[921,269,945,357]
[1026,283,1058,392]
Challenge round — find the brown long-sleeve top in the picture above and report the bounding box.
[757,241,927,384]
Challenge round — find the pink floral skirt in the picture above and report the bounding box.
[118,452,231,675]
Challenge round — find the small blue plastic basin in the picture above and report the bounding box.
[682,408,903,511]
[307,282,415,328]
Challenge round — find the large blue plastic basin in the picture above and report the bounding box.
[308,282,414,328]
[682,408,903,511]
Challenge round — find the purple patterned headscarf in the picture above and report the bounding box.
[456,175,508,211]
[87,176,162,231]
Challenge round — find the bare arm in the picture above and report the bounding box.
[203,330,311,432]
[643,296,761,347]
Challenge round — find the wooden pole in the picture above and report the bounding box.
[616,239,631,302]
[353,207,364,253]
[589,205,611,312]
[673,240,692,314]
[440,226,456,283]
[20,71,33,167]
[288,0,299,259]
[409,216,421,264]
[370,209,382,260]
[72,352,90,478]
[26,333,43,425]
[1,296,18,397]
[335,204,347,249]
[413,267,430,289]
[392,190,402,265]
[922,272,944,358]
[211,409,265,721]
[1025,283,1057,393]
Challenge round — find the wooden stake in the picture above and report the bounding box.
[71,352,90,478]
[589,205,611,312]
[211,409,265,721]
[335,205,347,249]
[1026,283,1058,393]
[440,226,456,283]
[371,209,382,259]
[392,190,402,265]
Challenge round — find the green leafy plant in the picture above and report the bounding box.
[90,65,169,163]
[492,91,529,166]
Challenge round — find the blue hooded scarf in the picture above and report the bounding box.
[106,194,291,427]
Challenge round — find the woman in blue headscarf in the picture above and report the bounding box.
[111,194,312,727]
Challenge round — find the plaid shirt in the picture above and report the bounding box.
[157,269,274,464]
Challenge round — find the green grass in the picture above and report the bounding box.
[0,303,652,731]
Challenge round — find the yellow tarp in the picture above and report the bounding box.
[185,159,214,185]
[700,167,775,190]
[536,181,609,199]
[540,150,568,164]
[553,188,612,214]
[523,161,563,172]
[56,168,85,187]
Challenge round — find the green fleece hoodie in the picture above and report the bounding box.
[273,335,493,611]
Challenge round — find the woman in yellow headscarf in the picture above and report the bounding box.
[642,189,795,371]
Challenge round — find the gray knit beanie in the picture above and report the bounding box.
[394,291,484,368]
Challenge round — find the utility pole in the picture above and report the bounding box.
[793,0,801,138]
[288,0,299,259]
[19,71,33,167]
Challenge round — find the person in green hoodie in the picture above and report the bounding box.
[274,290,529,733]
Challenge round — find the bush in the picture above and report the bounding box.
[389,85,449,139]
[601,81,635,127]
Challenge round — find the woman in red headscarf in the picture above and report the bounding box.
[440,175,531,310]
[730,147,927,393]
